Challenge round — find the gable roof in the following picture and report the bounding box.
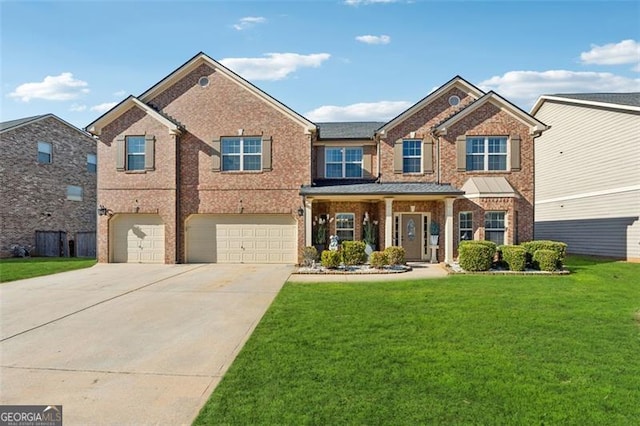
[434,91,549,136]
[377,75,485,135]
[86,96,182,136]
[1,113,94,140]
[531,92,640,115]
[317,122,385,139]
[137,52,316,133]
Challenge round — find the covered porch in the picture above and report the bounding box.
[300,182,464,264]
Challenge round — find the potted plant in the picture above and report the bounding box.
[430,221,439,246]
[313,215,331,252]
[362,212,378,256]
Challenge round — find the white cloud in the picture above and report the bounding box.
[113,90,126,97]
[479,70,640,110]
[220,53,330,81]
[356,34,391,45]
[90,102,117,113]
[305,101,412,122]
[8,72,89,102]
[580,39,640,66]
[233,16,266,31]
[345,0,398,5]
[69,104,87,112]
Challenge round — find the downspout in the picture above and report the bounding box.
[429,128,440,184]
[376,134,381,181]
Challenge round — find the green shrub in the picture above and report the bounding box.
[499,245,526,271]
[302,246,318,267]
[533,249,559,272]
[521,240,567,267]
[321,250,342,269]
[369,251,388,269]
[341,241,367,266]
[458,241,495,271]
[384,246,406,265]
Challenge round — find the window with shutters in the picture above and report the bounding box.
[325,147,363,178]
[466,137,507,171]
[402,140,422,173]
[222,137,262,171]
[126,136,146,170]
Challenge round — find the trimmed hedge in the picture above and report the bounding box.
[533,249,559,272]
[341,241,367,266]
[369,251,388,269]
[499,245,526,271]
[521,240,567,266]
[384,246,406,265]
[302,246,318,267]
[458,241,495,271]
[321,250,341,269]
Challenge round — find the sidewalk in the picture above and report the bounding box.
[288,262,448,282]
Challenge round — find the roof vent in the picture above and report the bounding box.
[448,95,460,106]
[198,76,209,87]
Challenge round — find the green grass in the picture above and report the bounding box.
[195,256,640,425]
[0,257,96,282]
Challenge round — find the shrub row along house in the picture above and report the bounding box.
[87,52,548,264]
[0,114,97,258]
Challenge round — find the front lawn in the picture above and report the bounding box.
[0,257,96,283]
[195,256,640,425]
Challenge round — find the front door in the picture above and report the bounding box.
[401,213,422,261]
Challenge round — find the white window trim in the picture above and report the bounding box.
[324,147,363,179]
[67,185,83,201]
[484,211,506,245]
[459,211,473,243]
[222,137,262,172]
[402,139,422,174]
[126,136,145,171]
[466,136,509,172]
[335,212,355,241]
[38,141,52,164]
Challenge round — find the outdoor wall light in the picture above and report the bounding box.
[297,207,305,217]
[97,204,111,216]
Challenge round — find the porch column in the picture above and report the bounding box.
[305,199,313,247]
[444,198,455,264]
[384,198,394,248]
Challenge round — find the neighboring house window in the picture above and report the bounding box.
[38,142,52,164]
[466,137,507,171]
[67,185,83,201]
[485,211,505,245]
[126,136,146,170]
[336,213,355,242]
[403,140,422,173]
[325,147,363,178]
[87,154,97,173]
[459,212,473,242]
[222,137,262,171]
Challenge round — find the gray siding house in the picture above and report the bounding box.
[531,93,640,261]
[0,114,97,257]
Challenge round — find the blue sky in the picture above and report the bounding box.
[2,0,639,128]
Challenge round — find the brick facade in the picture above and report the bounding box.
[0,115,97,257]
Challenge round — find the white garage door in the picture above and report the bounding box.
[186,214,296,263]
[111,214,165,263]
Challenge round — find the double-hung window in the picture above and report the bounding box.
[38,142,52,164]
[335,213,355,241]
[126,136,146,171]
[484,211,506,245]
[459,212,473,242]
[67,185,83,201]
[325,147,363,178]
[403,140,421,173]
[466,137,507,171]
[87,154,97,173]
[222,137,262,171]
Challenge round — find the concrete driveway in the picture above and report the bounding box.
[0,263,292,425]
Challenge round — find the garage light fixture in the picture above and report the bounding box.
[97,204,112,216]
[297,207,305,217]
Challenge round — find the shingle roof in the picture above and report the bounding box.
[300,181,463,196]
[317,122,385,139]
[550,93,640,107]
[0,114,47,132]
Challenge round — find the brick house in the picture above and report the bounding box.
[87,52,547,264]
[0,114,97,257]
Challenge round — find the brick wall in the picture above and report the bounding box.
[0,116,97,257]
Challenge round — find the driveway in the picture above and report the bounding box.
[0,263,292,425]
